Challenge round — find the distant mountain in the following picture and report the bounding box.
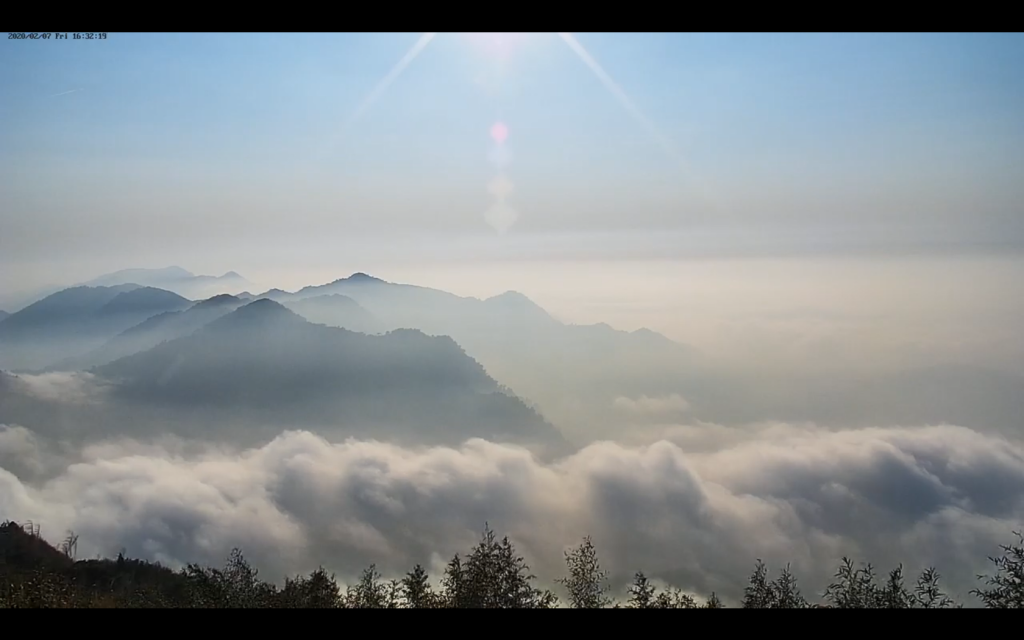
[81,267,252,300]
[46,294,246,371]
[0,283,71,315]
[279,294,379,334]
[84,266,194,287]
[0,285,192,371]
[93,300,565,450]
[0,310,7,321]
[253,273,700,440]
[0,268,253,314]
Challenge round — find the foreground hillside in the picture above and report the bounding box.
[1,520,1021,608]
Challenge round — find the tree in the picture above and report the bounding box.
[385,578,403,608]
[279,567,342,608]
[441,554,466,608]
[704,592,724,608]
[770,564,807,608]
[972,531,1024,608]
[402,564,435,608]
[181,548,276,608]
[627,571,656,608]
[222,548,274,607]
[824,557,881,608]
[557,536,612,608]
[346,564,388,608]
[456,524,556,608]
[878,565,913,608]
[913,567,955,608]
[742,559,773,608]
[654,587,698,608]
[59,531,78,560]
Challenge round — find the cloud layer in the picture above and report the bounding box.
[2,421,1022,605]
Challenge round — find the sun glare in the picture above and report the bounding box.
[462,33,531,59]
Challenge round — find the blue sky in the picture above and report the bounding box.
[2,32,1023,287]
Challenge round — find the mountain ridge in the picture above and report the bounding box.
[89,299,565,451]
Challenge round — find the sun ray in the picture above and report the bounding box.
[557,33,685,168]
[557,32,725,214]
[339,33,438,135]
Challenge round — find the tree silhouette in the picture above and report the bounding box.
[279,567,342,608]
[456,524,556,608]
[704,591,725,608]
[654,587,699,608]
[557,536,612,608]
[3,519,1023,608]
[346,564,388,608]
[441,554,466,608]
[770,563,807,608]
[878,565,913,608]
[824,557,881,608]
[742,559,773,608]
[914,567,956,608]
[627,571,656,608]
[401,564,435,608]
[971,531,1024,608]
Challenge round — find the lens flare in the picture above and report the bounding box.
[484,201,519,234]
[490,122,509,144]
[487,175,514,198]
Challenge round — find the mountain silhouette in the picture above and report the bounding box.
[81,267,252,300]
[46,294,246,371]
[94,300,566,450]
[0,285,191,371]
[84,267,194,287]
[279,294,379,334]
[254,273,699,438]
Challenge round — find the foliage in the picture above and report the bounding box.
[771,564,807,608]
[401,564,436,608]
[971,531,1024,608]
[878,565,913,608]
[556,536,612,608]
[446,523,558,608]
[2,518,1018,608]
[914,567,956,608]
[627,571,657,608]
[742,559,772,607]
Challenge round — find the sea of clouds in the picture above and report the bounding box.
[3,401,1023,605]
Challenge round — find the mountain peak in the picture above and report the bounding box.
[193,293,241,308]
[212,299,305,328]
[341,272,385,284]
[98,287,191,315]
[488,290,531,302]
[220,271,243,279]
[483,290,555,321]
[240,298,291,313]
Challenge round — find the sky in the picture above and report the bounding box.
[2,32,1024,292]
[2,32,1023,375]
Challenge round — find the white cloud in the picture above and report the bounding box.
[1,423,1022,605]
[12,372,107,404]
